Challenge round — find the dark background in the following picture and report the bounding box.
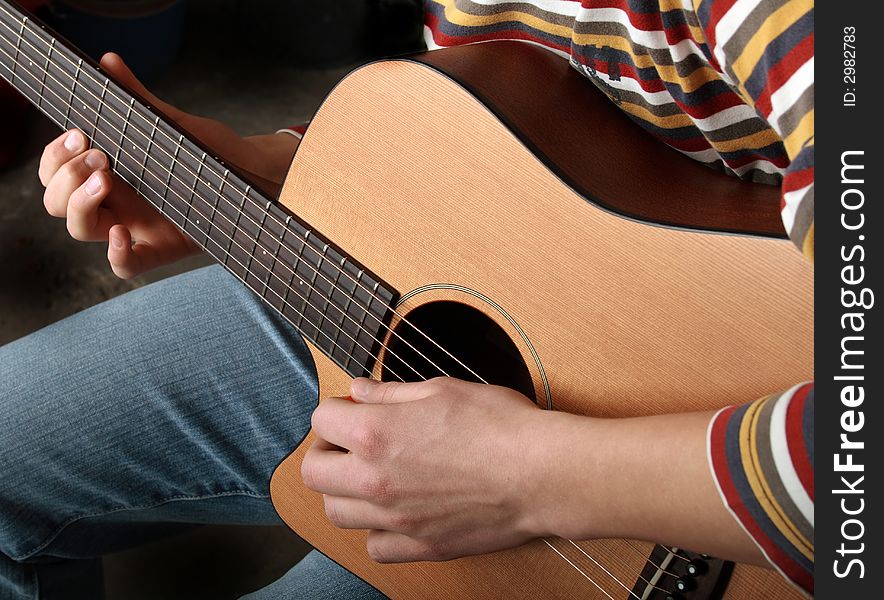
[815,2,881,598]
[1,0,421,597]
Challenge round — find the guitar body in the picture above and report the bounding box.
[0,1,809,594]
[270,43,812,600]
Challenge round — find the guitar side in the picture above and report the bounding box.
[270,46,812,600]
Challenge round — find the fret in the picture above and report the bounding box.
[37,37,53,109]
[11,16,24,86]
[90,77,109,147]
[278,216,301,313]
[266,212,287,267]
[329,256,350,369]
[348,269,369,373]
[160,134,183,221]
[292,231,314,331]
[225,185,250,273]
[136,116,159,195]
[257,201,274,297]
[184,152,206,232]
[205,169,229,249]
[312,243,332,336]
[64,58,81,130]
[114,97,134,168]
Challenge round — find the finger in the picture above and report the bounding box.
[66,170,117,241]
[301,442,358,496]
[351,378,429,404]
[106,225,168,279]
[99,53,183,120]
[38,129,88,187]
[310,396,377,451]
[43,148,108,218]
[323,495,399,531]
[367,530,450,563]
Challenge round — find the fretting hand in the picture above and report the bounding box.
[37,52,298,278]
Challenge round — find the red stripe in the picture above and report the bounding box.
[782,165,814,195]
[425,11,572,54]
[785,384,814,501]
[702,0,739,49]
[753,33,814,118]
[710,409,813,594]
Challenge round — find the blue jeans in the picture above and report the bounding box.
[0,266,385,600]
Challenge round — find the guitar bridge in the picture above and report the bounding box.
[630,546,733,600]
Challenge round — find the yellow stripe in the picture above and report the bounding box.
[740,398,814,559]
[435,0,575,39]
[802,222,814,261]
[618,101,780,152]
[783,109,814,160]
[435,1,725,94]
[572,34,723,92]
[730,1,809,84]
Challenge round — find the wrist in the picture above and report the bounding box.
[244,132,300,184]
[519,410,606,540]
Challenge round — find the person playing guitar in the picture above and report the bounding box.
[0,0,812,598]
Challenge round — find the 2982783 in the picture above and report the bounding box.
[844,26,856,106]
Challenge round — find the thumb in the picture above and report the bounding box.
[99,52,184,120]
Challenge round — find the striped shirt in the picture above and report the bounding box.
[421,0,814,595]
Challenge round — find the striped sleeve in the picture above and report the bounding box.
[708,383,814,595]
[276,123,309,140]
[692,0,814,258]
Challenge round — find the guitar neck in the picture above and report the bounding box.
[0,0,397,379]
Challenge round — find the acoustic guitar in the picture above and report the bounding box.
[1,1,812,598]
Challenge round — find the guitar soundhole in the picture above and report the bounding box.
[381,301,536,402]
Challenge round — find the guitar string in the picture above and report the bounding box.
[542,540,615,600]
[0,29,458,388]
[0,18,642,600]
[0,15,462,389]
[0,6,489,393]
[621,540,681,577]
[567,540,667,598]
[0,45,420,387]
[0,11,653,599]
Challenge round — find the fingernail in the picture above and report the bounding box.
[84,151,106,170]
[84,173,102,196]
[64,130,84,152]
[351,378,376,398]
[111,233,124,249]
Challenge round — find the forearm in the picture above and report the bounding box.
[527,409,767,566]
[244,132,300,184]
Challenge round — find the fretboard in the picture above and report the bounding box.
[0,0,397,379]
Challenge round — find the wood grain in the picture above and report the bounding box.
[269,54,812,600]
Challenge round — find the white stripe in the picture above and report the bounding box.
[577,65,783,140]
[705,409,812,598]
[275,128,304,140]
[468,0,580,16]
[768,57,814,136]
[712,0,763,67]
[424,24,443,50]
[781,182,811,235]
[769,383,814,527]
[575,7,708,60]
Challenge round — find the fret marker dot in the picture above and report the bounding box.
[196,219,200,225]
[263,251,267,255]
[82,104,87,110]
